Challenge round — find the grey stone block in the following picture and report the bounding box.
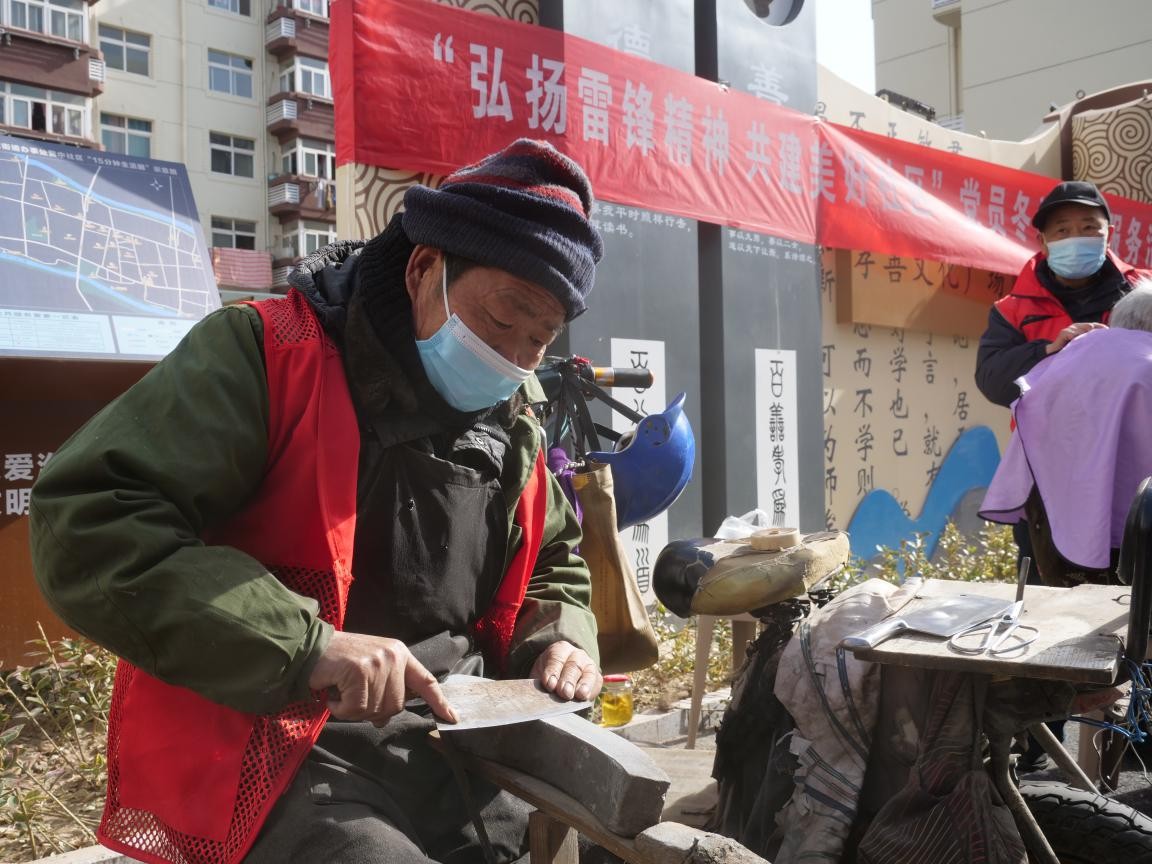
[443,712,671,837]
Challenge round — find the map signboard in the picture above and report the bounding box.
[0,134,219,360]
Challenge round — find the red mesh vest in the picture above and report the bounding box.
[995,250,1150,342]
[98,290,547,864]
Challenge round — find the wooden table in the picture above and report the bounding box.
[845,579,1131,685]
[844,577,1134,864]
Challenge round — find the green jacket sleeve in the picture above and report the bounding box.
[503,392,600,679]
[29,306,331,715]
[505,469,601,679]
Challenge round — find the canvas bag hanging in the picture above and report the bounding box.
[571,462,659,673]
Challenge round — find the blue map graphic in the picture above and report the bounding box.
[0,134,220,359]
[846,425,1001,561]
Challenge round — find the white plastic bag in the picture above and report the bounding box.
[713,508,773,540]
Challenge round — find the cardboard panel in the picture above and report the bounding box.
[0,357,151,665]
[831,249,1015,337]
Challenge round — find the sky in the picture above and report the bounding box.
[814,0,876,94]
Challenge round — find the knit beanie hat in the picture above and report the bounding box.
[402,139,604,321]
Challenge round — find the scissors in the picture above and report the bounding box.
[947,557,1039,656]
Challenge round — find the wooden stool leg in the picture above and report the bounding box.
[529,810,579,864]
[688,615,715,749]
[1077,710,1103,786]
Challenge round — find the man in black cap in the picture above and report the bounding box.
[974,179,1148,773]
[29,139,605,864]
[975,180,1150,406]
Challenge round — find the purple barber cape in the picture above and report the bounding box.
[980,327,1152,569]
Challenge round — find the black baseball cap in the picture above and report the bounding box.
[1031,180,1112,231]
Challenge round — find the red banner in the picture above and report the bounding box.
[331,0,1152,275]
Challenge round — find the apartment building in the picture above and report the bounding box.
[0,0,106,146]
[0,0,336,291]
[874,0,1152,141]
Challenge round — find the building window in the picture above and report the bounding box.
[293,0,328,16]
[208,49,254,98]
[207,0,250,15]
[9,0,86,41]
[302,220,336,255]
[211,216,257,250]
[99,25,150,76]
[209,132,255,178]
[279,57,330,99]
[278,221,335,258]
[101,113,150,157]
[281,138,334,179]
[5,83,86,138]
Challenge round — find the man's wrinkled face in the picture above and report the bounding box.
[1039,203,1112,251]
[406,245,565,372]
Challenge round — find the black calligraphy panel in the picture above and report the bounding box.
[544,0,703,540]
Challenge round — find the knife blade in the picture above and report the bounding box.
[434,674,593,731]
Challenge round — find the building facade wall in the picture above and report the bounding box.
[96,0,271,251]
[875,0,1152,141]
[872,0,955,120]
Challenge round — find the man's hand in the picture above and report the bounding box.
[1045,321,1106,354]
[308,631,458,725]
[531,640,602,703]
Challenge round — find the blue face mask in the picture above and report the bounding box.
[416,265,531,412]
[1046,235,1108,280]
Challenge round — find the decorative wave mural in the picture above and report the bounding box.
[846,425,1001,561]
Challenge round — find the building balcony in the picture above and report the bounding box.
[931,0,960,26]
[936,113,965,132]
[0,123,97,149]
[0,28,106,96]
[272,259,299,287]
[211,247,273,291]
[265,4,328,61]
[267,173,335,220]
[265,93,333,143]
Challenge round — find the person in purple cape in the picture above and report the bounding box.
[981,280,1152,586]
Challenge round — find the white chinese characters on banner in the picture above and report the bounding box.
[755,349,800,529]
[610,337,666,608]
[2,451,53,517]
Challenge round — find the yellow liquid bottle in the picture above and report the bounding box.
[599,675,634,727]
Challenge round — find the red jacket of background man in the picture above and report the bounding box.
[96,290,548,864]
[995,249,1148,342]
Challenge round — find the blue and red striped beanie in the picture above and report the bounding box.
[402,139,604,321]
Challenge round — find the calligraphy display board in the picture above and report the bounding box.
[755,348,800,528]
[818,248,1005,558]
[610,337,669,607]
[542,0,704,551]
[697,0,824,534]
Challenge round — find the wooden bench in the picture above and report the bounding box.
[434,713,768,864]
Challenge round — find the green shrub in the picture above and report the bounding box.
[0,628,115,862]
[832,520,1018,593]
